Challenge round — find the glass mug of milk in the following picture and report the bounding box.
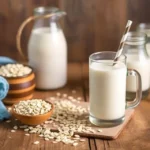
[89,51,142,127]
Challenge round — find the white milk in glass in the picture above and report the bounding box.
[28,27,67,89]
[146,43,150,56]
[126,54,150,92]
[145,30,150,56]
[89,60,127,120]
[138,28,150,56]
[137,24,150,56]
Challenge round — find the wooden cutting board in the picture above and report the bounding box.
[47,99,134,140]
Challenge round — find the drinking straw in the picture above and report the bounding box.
[113,20,132,63]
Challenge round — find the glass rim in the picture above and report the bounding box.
[126,31,147,42]
[34,7,59,15]
[89,51,126,63]
[137,23,150,30]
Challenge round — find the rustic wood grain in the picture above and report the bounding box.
[0,63,90,150]
[1,0,150,62]
[94,0,127,53]
[0,0,131,62]
[0,63,150,149]
[95,105,150,150]
[127,0,150,30]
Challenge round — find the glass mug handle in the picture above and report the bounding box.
[126,69,142,109]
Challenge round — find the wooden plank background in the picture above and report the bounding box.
[0,0,150,62]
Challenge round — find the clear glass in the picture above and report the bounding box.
[137,23,150,56]
[28,7,67,90]
[123,32,150,100]
[33,7,63,30]
[89,51,142,127]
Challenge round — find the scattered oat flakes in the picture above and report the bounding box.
[72,90,76,94]
[13,126,18,130]
[10,99,93,147]
[6,120,11,123]
[50,97,55,100]
[80,139,86,142]
[73,143,78,146]
[77,97,82,101]
[68,96,73,100]
[97,129,103,132]
[63,94,67,98]
[44,121,49,124]
[45,138,49,141]
[53,141,58,144]
[25,134,30,136]
[11,130,16,133]
[33,141,39,145]
[74,135,80,138]
[8,107,12,112]
[56,93,61,96]
[71,99,76,102]
[24,129,29,132]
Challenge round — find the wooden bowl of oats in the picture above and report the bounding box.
[0,63,35,105]
[11,99,54,125]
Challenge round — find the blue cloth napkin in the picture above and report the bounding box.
[0,56,16,120]
[0,76,10,120]
[0,56,16,65]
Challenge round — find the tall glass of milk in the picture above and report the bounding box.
[28,7,67,90]
[137,23,150,56]
[89,51,142,127]
[123,32,150,100]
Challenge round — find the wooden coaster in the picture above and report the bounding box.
[47,99,134,140]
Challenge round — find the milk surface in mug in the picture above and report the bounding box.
[126,54,150,92]
[28,27,67,89]
[89,60,127,120]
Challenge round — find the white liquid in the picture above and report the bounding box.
[89,60,127,120]
[126,54,150,92]
[28,27,67,89]
[146,43,150,56]
[138,29,150,56]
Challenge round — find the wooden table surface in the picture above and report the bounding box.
[0,63,150,150]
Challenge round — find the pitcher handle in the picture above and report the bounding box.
[126,69,142,109]
[16,12,66,60]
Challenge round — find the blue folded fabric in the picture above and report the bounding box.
[0,56,16,65]
[0,56,16,120]
[0,76,10,120]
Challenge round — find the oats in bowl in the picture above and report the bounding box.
[14,99,52,116]
[12,99,54,125]
[0,64,32,77]
[1,64,35,105]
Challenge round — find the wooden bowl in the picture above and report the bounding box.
[11,100,54,125]
[2,64,35,105]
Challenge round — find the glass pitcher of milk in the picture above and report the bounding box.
[27,7,67,90]
[123,32,150,100]
[137,23,150,57]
